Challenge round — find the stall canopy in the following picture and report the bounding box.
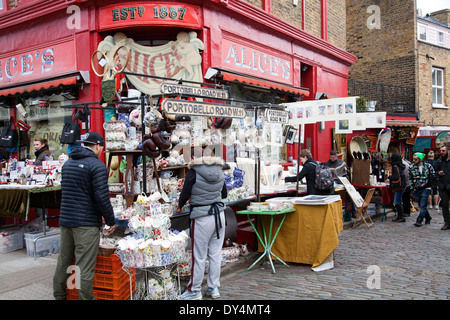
[0,75,80,98]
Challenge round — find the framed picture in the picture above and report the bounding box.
[286,127,297,144]
[335,119,352,134]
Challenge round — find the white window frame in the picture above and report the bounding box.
[438,31,444,45]
[419,25,427,41]
[432,67,445,108]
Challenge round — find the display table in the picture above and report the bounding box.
[236,208,296,273]
[0,185,61,221]
[352,184,393,220]
[252,200,343,271]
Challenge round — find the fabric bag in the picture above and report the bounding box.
[0,117,19,148]
[389,166,404,192]
[60,111,81,144]
[313,162,334,191]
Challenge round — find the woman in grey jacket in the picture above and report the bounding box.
[177,156,227,300]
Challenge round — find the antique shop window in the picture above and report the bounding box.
[17,95,72,160]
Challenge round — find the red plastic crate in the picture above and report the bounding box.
[93,269,135,290]
[95,254,123,273]
[67,278,136,300]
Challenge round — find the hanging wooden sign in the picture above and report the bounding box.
[101,80,117,103]
[265,109,289,124]
[160,82,229,99]
[161,98,245,118]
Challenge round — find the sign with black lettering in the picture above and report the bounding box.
[265,109,289,124]
[161,99,245,119]
[161,82,229,100]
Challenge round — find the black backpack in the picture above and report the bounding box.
[312,162,334,191]
[60,111,81,144]
[0,117,19,148]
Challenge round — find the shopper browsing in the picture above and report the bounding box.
[177,156,228,300]
[285,149,333,195]
[385,153,406,222]
[53,132,116,300]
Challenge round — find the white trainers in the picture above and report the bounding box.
[205,287,220,299]
[428,204,433,209]
[180,290,202,300]
[434,205,439,210]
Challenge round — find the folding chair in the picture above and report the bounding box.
[353,188,375,229]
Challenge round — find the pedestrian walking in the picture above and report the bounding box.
[436,145,450,230]
[425,151,440,210]
[53,132,116,300]
[177,156,228,300]
[409,152,435,227]
[386,153,406,222]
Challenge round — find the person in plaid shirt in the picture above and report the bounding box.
[409,152,435,227]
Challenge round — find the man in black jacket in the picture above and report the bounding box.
[285,149,332,195]
[437,145,450,230]
[53,132,116,300]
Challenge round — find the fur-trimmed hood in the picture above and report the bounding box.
[188,156,225,169]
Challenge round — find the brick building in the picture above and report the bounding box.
[417,10,450,126]
[346,0,449,126]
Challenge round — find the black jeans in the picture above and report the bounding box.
[440,188,450,224]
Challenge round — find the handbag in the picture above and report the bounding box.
[389,166,404,192]
[60,110,81,144]
[0,117,19,148]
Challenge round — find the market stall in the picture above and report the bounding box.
[252,196,343,271]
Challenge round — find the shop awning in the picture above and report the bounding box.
[386,120,422,127]
[222,71,309,97]
[0,76,79,98]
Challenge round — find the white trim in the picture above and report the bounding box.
[431,105,448,109]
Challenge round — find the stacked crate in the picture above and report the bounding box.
[67,254,135,300]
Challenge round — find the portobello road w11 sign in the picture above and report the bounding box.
[161,82,229,99]
[265,109,289,124]
[162,98,245,119]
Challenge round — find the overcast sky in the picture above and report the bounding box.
[416,0,449,15]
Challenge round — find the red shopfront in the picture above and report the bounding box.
[93,0,355,163]
[0,0,354,164]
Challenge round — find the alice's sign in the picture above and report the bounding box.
[160,82,229,99]
[96,32,204,96]
[162,99,245,119]
[0,40,77,87]
[221,37,293,86]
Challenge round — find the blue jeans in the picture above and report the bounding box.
[413,188,431,221]
[393,187,406,206]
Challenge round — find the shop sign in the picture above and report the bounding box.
[162,98,245,119]
[0,40,77,87]
[96,32,204,96]
[406,127,419,145]
[220,37,293,85]
[264,109,289,124]
[160,82,229,99]
[98,3,202,30]
[101,80,117,103]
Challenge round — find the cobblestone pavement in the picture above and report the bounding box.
[0,208,448,300]
[218,208,450,300]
